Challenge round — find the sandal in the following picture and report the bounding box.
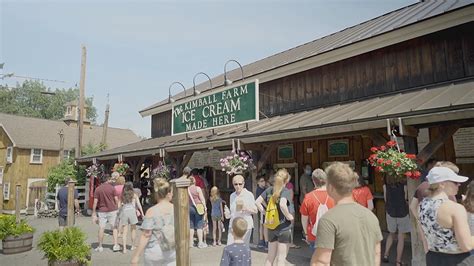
[396,261,406,266]
[382,255,389,263]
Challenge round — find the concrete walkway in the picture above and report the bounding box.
[0,215,412,265]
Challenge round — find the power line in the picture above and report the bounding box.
[11,74,68,83]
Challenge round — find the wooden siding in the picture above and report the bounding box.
[1,129,61,210]
[259,22,474,117]
[151,111,171,138]
[151,23,474,137]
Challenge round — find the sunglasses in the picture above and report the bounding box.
[233,183,244,186]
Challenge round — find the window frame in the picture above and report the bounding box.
[6,146,13,164]
[30,148,43,164]
[63,150,70,160]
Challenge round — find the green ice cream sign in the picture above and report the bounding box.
[172,80,259,135]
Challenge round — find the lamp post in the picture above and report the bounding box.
[192,72,212,96]
[168,81,187,103]
[223,59,244,86]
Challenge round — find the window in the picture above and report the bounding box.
[63,150,70,160]
[66,106,72,116]
[30,149,43,164]
[0,167,3,184]
[6,146,13,164]
[3,182,10,201]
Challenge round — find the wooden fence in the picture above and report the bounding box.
[45,184,87,210]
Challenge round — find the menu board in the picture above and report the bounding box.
[186,150,232,169]
[453,127,474,163]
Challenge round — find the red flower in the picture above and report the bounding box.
[375,166,383,172]
[385,160,392,165]
[369,154,378,160]
[370,147,378,153]
[413,171,421,178]
[404,171,413,177]
[406,154,416,159]
[377,158,384,164]
[386,140,396,147]
[380,146,386,151]
[396,162,401,167]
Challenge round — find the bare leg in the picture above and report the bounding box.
[217,221,222,244]
[276,242,290,266]
[98,226,105,247]
[122,225,128,253]
[264,227,268,243]
[197,229,203,245]
[384,233,395,258]
[112,228,118,246]
[212,220,217,245]
[396,232,405,263]
[265,241,278,266]
[190,229,194,246]
[130,224,136,248]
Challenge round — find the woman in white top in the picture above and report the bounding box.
[419,167,474,265]
[462,180,474,255]
[228,174,257,245]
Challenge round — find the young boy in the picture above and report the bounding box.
[220,217,252,266]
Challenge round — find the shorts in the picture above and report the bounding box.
[189,205,204,229]
[268,227,292,243]
[98,210,118,228]
[386,214,410,233]
[259,213,266,225]
[120,208,138,226]
[144,244,176,266]
[426,251,471,266]
[58,215,74,226]
[211,216,222,222]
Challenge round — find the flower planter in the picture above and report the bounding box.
[49,259,89,266]
[2,232,34,255]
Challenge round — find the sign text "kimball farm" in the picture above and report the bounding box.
[172,80,259,135]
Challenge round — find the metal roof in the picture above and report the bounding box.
[140,0,474,115]
[0,113,141,150]
[80,80,474,161]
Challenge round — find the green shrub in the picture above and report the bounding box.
[37,227,91,265]
[0,214,35,240]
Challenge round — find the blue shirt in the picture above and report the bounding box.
[57,186,78,217]
[220,243,251,266]
[211,198,223,217]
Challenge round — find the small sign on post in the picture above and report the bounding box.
[170,177,191,266]
[67,180,77,227]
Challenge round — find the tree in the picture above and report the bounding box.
[0,80,97,121]
[46,159,87,192]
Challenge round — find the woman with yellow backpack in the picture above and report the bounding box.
[256,169,294,266]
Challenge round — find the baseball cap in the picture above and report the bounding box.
[426,167,469,185]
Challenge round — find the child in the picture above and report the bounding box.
[256,175,268,249]
[220,217,251,266]
[210,186,224,246]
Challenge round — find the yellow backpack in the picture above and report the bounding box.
[264,195,280,230]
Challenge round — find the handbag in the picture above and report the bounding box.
[188,187,206,215]
[223,204,231,219]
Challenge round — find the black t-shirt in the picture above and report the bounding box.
[385,182,408,218]
[261,186,292,230]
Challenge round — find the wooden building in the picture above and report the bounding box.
[78,1,474,263]
[0,111,141,213]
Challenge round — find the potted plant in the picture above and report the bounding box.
[0,214,35,254]
[220,151,255,175]
[37,227,91,266]
[112,162,129,175]
[368,140,421,183]
[151,161,171,180]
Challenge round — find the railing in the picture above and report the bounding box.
[45,184,87,210]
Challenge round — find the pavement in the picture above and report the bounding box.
[0,215,412,265]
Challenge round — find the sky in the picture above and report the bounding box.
[1,0,416,138]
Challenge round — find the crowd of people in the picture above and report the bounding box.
[56,158,474,266]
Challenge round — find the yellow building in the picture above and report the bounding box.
[0,107,141,213]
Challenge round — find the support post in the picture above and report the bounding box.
[403,136,424,266]
[15,185,21,223]
[76,45,87,158]
[251,159,259,245]
[67,180,76,227]
[170,177,191,266]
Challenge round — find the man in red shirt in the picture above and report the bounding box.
[92,174,119,252]
[300,168,335,250]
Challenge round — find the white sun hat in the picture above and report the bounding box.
[427,167,469,185]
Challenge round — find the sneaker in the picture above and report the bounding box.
[257,240,265,249]
[112,244,121,252]
[197,242,208,249]
[382,255,389,263]
[130,246,136,251]
[94,246,103,252]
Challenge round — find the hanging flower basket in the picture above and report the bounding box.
[151,161,171,180]
[220,151,255,175]
[368,140,420,184]
[113,162,129,175]
[85,163,105,179]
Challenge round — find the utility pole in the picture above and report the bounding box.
[101,93,110,147]
[76,45,87,158]
[59,129,65,162]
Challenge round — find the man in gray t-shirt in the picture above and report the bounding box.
[311,162,382,266]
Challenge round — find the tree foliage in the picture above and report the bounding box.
[0,80,97,121]
[46,159,87,191]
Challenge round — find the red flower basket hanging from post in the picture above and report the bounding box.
[368,140,420,184]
